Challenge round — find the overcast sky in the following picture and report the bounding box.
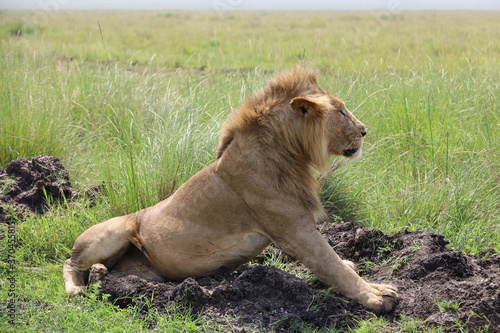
[1,0,499,11]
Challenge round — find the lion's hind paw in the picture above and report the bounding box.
[88,263,109,285]
[66,285,85,296]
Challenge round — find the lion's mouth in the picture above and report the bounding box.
[344,149,358,157]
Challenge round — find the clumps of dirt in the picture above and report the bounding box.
[101,266,357,331]
[321,223,500,331]
[0,155,76,223]
[99,222,499,332]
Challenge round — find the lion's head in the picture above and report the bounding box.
[290,91,366,162]
[217,66,367,171]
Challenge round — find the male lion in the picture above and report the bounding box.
[63,66,398,313]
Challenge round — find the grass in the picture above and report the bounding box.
[434,297,463,313]
[0,264,217,333]
[0,10,499,332]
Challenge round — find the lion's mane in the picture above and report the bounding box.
[216,66,332,217]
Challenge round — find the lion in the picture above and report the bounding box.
[63,66,398,314]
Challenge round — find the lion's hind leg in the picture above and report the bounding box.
[63,215,135,295]
[63,258,87,295]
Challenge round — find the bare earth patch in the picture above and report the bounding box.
[0,155,75,223]
[1,156,498,331]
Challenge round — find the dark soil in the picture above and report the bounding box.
[0,155,75,223]
[0,155,103,225]
[320,222,500,332]
[100,224,499,332]
[1,156,498,331]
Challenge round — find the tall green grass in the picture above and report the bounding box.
[325,67,500,253]
[1,10,499,332]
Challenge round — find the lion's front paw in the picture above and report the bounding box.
[363,283,398,314]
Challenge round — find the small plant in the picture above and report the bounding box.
[360,260,376,274]
[407,241,423,253]
[434,297,463,312]
[396,315,434,332]
[377,238,396,253]
[352,316,391,332]
[360,254,410,276]
[85,281,103,301]
[307,285,340,312]
[259,246,316,282]
[330,213,345,224]
[388,256,410,274]
[0,176,15,195]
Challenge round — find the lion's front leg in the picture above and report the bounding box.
[276,228,398,314]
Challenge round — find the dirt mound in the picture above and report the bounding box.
[0,155,76,223]
[101,266,358,331]
[320,222,500,331]
[100,222,500,332]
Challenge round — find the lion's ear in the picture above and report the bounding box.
[290,97,323,118]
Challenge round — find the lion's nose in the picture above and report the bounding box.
[361,128,367,137]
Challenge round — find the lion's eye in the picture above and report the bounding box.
[339,110,346,117]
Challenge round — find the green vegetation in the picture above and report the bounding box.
[434,297,463,313]
[1,10,499,332]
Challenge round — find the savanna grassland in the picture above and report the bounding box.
[1,10,499,332]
